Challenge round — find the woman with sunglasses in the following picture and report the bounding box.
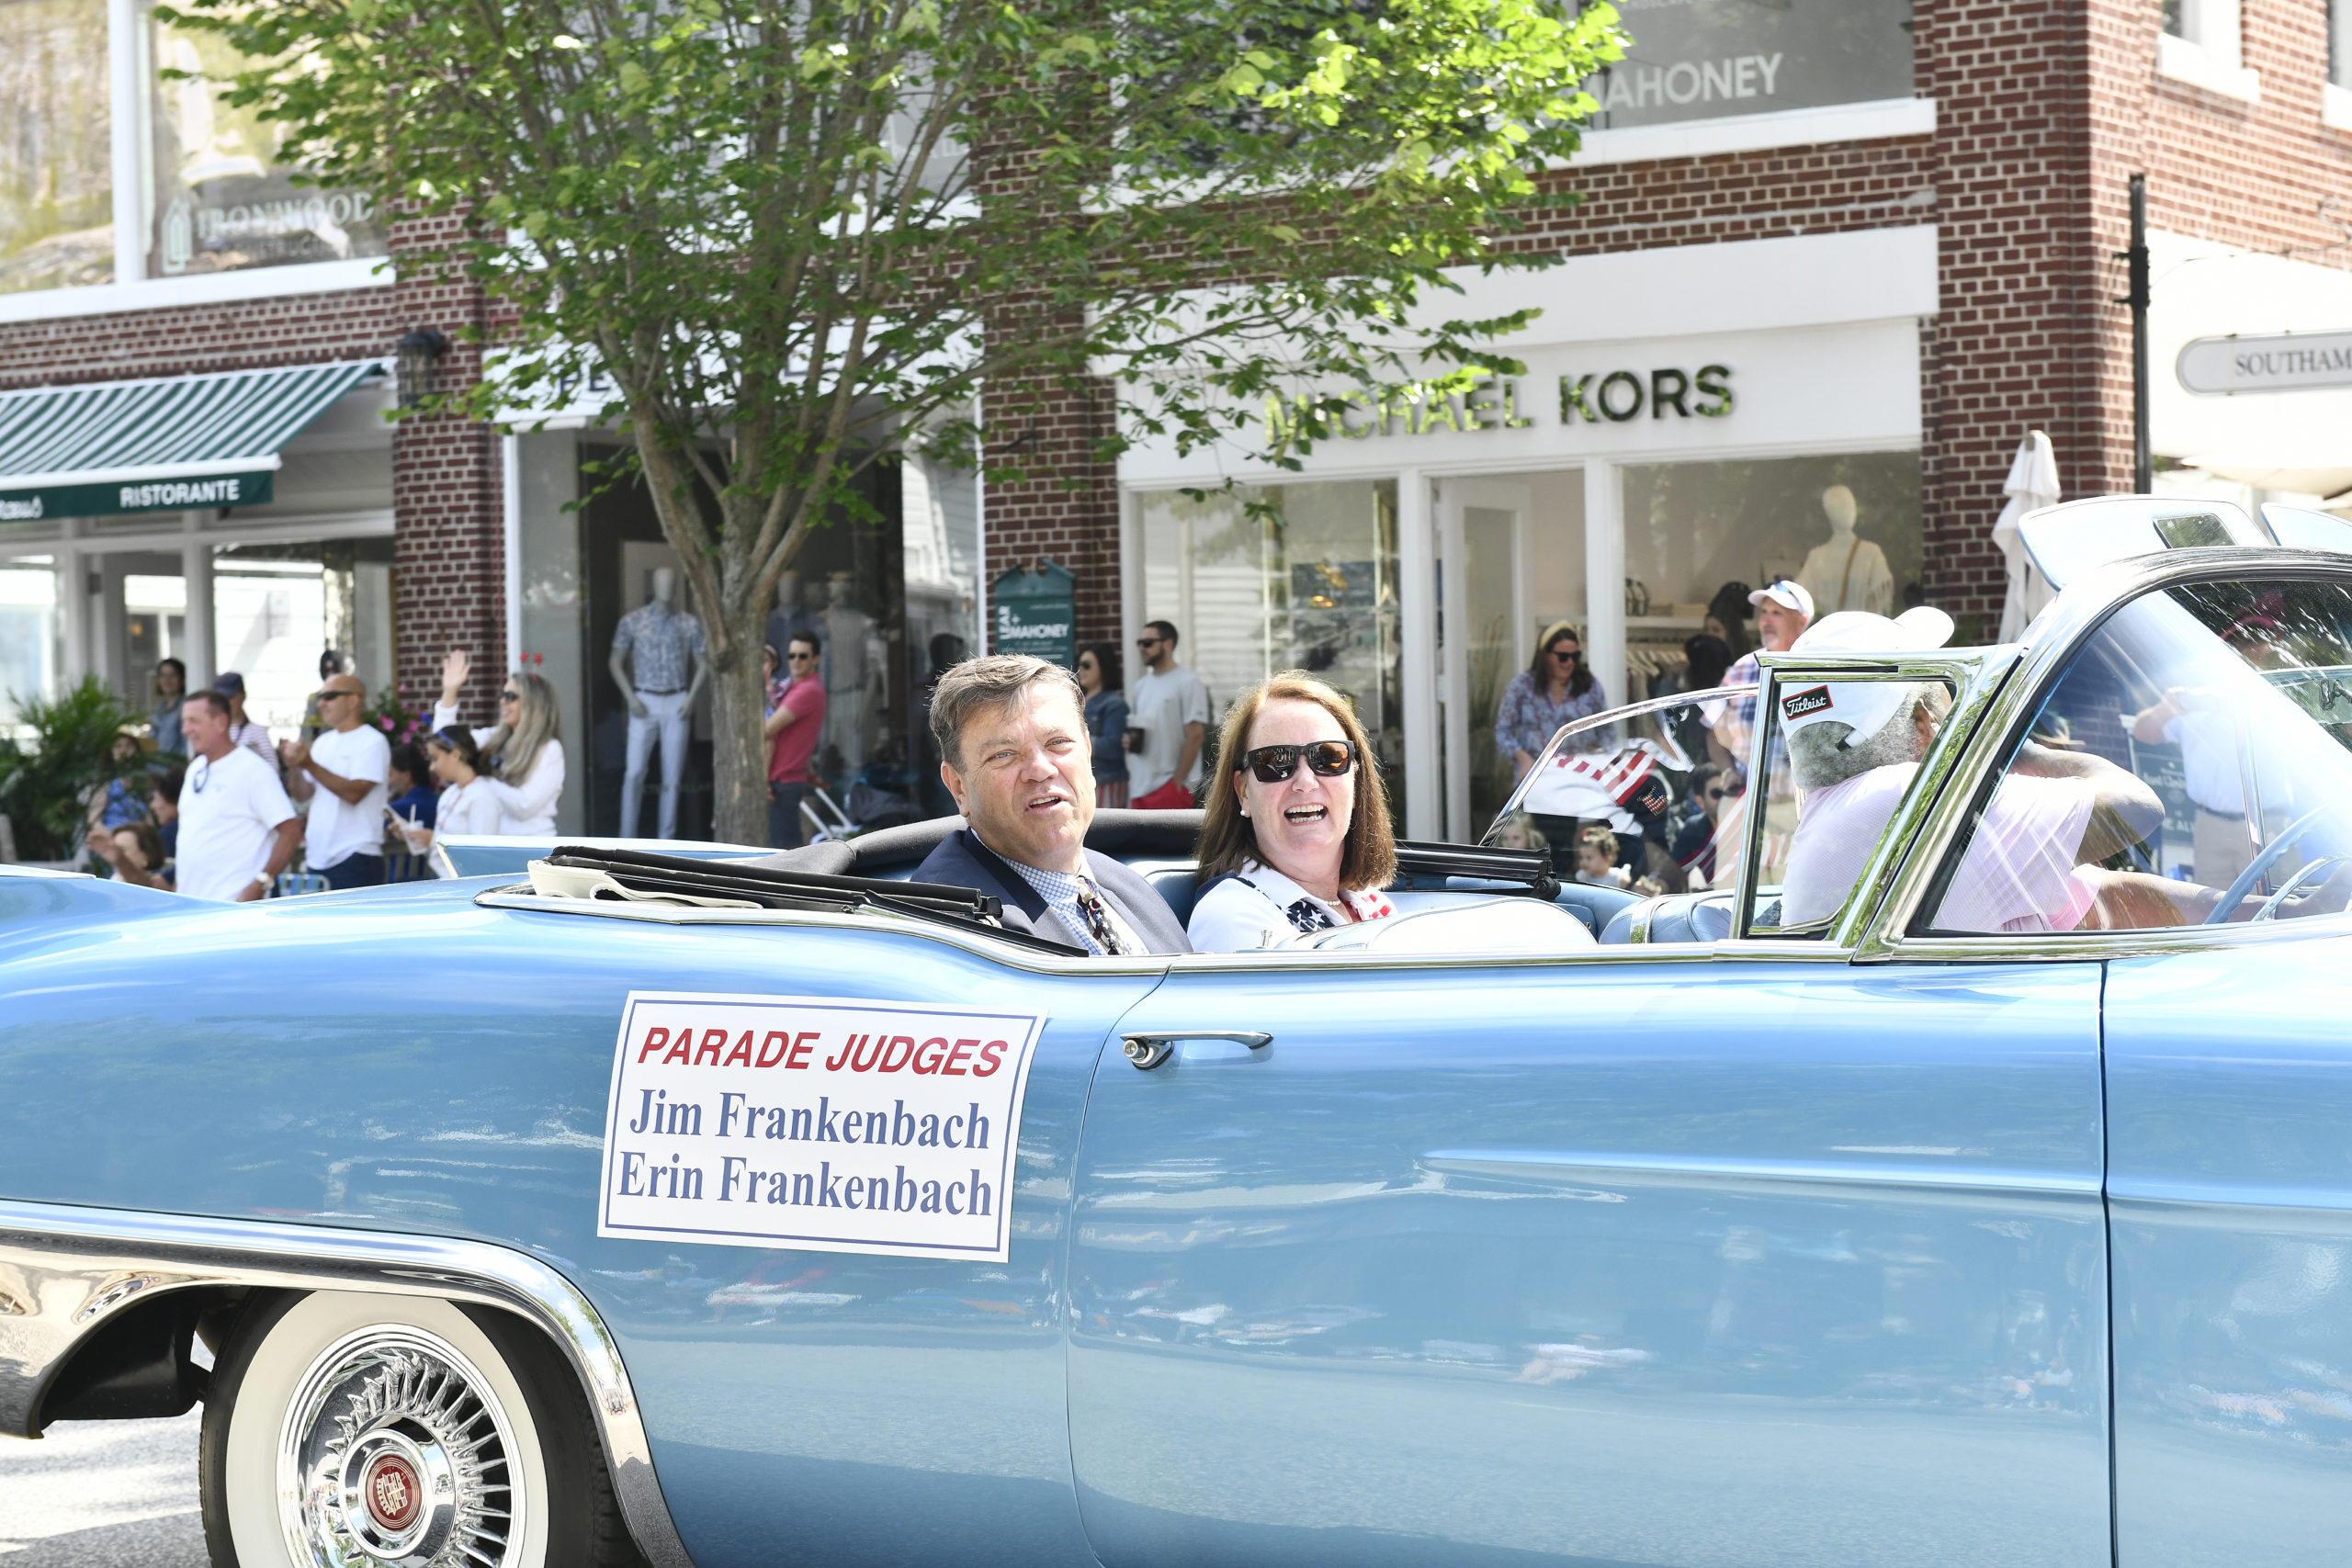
[1495,620,1612,787]
[434,649,567,836]
[1188,672,1398,952]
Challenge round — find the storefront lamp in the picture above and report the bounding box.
[394,328,450,409]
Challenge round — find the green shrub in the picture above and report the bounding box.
[0,679,148,861]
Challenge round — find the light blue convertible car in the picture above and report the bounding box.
[6,496,2352,1568]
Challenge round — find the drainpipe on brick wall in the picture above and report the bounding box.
[2124,174,2153,495]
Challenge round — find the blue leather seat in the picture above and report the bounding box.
[1148,867,1200,926]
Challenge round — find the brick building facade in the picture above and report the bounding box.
[5,0,2350,845]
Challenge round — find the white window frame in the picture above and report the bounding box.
[2158,0,2260,101]
[0,0,393,322]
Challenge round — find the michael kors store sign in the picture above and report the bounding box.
[1263,364,1736,449]
[1125,320,1920,486]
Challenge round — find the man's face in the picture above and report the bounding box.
[183,700,227,755]
[318,676,365,729]
[1136,630,1170,670]
[1757,599,1808,652]
[940,682,1096,874]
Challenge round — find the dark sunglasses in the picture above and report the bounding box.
[318,688,356,702]
[499,688,521,702]
[1136,637,1163,648]
[1242,739,1356,783]
[1550,648,1582,663]
[786,650,817,661]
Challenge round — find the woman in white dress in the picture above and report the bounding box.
[1188,672,1398,952]
[431,649,566,836]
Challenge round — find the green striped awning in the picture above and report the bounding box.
[0,360,388,524]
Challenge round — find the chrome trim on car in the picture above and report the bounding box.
[0,1200,695,1568]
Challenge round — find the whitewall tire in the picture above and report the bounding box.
[199,1290,635,1568]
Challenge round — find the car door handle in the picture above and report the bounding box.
[1121,1031,1272,1070]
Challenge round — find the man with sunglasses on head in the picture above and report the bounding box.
[1126,620,1210,809]
[912,655,1192,954]
[281,672,393,889]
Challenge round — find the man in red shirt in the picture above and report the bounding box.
[765,632,828,847]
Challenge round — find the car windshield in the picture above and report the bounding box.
[1919,575,2352,933]
[1482,688,1758,897]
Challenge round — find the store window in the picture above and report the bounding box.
[0,558,61,724]
[0,0,112,294]
[211,547,330,732]
[1136,480,1407,826]
[148,10,386,276]
[1622,451,1923,637]
[1583,0,1914,130]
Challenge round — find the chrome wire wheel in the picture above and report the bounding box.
[277,1325,527,1568]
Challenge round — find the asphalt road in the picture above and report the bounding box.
[0,1412,208,1566]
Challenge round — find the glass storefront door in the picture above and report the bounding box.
[1134,480,1407,826]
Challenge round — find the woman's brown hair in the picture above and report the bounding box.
[1195,672,1397,890]
[1527,620,1594,698]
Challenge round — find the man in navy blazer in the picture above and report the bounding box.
[915,655,1192,955]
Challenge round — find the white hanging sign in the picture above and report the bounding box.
[598,991,1046,1261]
[2177,331,2352,395]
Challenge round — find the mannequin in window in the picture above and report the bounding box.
[609,566,707,839]
[1796,484,1895,617]
[820,572,885,772]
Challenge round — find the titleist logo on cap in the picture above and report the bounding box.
[1782,686,1833,719]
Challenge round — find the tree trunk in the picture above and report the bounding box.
[709,634,773,848]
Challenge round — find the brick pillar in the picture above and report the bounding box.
[981,374,1124,653]
[1917,0,2107,639]
[388,216,504,725]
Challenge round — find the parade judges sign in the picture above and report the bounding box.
[600,991,1045,1261]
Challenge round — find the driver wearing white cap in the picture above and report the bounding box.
[1777,608,2163,930]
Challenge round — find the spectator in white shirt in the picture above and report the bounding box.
[396,727,506,874]
[175,689,300,902]
[433,649,567,835]
[1127,620,1210,807]
[281,673,392,889]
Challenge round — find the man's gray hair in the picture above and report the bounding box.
[929,653,1086,771]
[1786,682,1951,791]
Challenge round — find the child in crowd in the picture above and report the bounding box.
[1574,825,1630,887]
[1489,813,1550,854]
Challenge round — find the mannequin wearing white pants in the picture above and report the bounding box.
[609,568,707,840]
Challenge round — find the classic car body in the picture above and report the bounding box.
[6,496,2352,1568]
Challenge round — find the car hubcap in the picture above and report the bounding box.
[278,1325,524,1567]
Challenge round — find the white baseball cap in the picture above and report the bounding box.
[1777,606,1957,745]
[1748,580,1815,619]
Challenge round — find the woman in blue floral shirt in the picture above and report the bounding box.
[1495,621,1612,784]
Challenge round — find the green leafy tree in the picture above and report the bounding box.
[167,0,1623,841]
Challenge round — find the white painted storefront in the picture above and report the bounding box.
[1116,226,1937,841]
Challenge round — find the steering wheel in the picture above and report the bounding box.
[2252,854,2352,922]
[2204,804,2337,924]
